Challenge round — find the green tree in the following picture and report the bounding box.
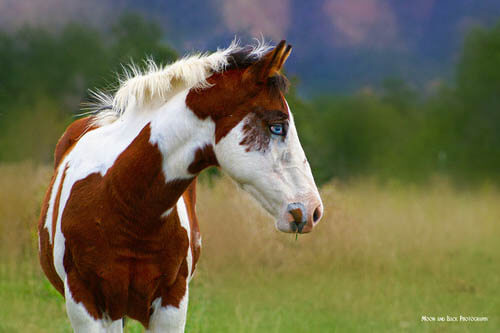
[0,14,178,163]
[455,22,500,180]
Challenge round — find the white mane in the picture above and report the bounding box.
[86,40,272,127]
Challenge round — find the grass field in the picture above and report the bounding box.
[0,162,498,332]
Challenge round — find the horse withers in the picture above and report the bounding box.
[38,40,323,332]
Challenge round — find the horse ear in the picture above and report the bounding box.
[277,44,292,70]
[244,40,292,83]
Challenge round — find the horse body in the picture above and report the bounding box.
[40,90,205,330]
[38,40,323,332]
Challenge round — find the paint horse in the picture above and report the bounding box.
[38,40,323,332]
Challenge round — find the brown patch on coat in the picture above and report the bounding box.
[239,109,289,152]
[267,74,289,95]
[187,145,219,174]
[38,175,65,295]
[182,179,201,276]
[39,121,199,327]
[58,124,193,327]
[186,42,292,146]
[226,48,290,94]
[239,112,270,152]
[38,42,296,329]
[51,164,68,242]
[186,69,289,147]
[54,116,97,168]
[225,40,291,91]
[38,117,98,296]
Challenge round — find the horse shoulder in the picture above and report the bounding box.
[54,116,97,168]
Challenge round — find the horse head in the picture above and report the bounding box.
[187,41,323,233]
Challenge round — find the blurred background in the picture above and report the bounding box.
[0,0,499,332]
[1,0,500,184]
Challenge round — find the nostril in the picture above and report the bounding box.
[313,206,321,223]
[290,220,306,233]
[287,204,305,224]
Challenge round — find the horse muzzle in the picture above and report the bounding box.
[276,199,323,234]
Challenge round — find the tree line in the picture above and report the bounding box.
[1,14,499,185]
[290,22,500,185]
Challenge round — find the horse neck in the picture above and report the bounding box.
[106,89,215,220]
[149,89,216,181]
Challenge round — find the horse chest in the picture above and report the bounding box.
[63,200,190,276]
[61,203,191,321]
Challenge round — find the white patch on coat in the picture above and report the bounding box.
[148,290,189,333]
[51,89,214,284]
[52,106,152,282]
[213,102,322,232]
[149,90,216,182]
[161,207,174,218]
[46,91,208,330]
[176,196,192,281]
[43,161,66,244]
[196,232,202,249]
[64,277,123,333]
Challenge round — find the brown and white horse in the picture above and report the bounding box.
[38,40,323,332]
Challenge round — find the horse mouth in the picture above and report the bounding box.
[275,219,313,234]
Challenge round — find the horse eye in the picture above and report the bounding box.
[269,124,285,136]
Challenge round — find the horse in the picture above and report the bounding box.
[37,40,323,332]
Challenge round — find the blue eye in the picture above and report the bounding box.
[269,124,286,136]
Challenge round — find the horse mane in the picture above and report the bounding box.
[86,39,275,127]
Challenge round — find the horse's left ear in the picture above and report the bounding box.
[244,40,292,83]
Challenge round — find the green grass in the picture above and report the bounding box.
[0,163,499,332]
[1,257,498,332]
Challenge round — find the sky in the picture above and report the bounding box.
[1,0,500,94]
